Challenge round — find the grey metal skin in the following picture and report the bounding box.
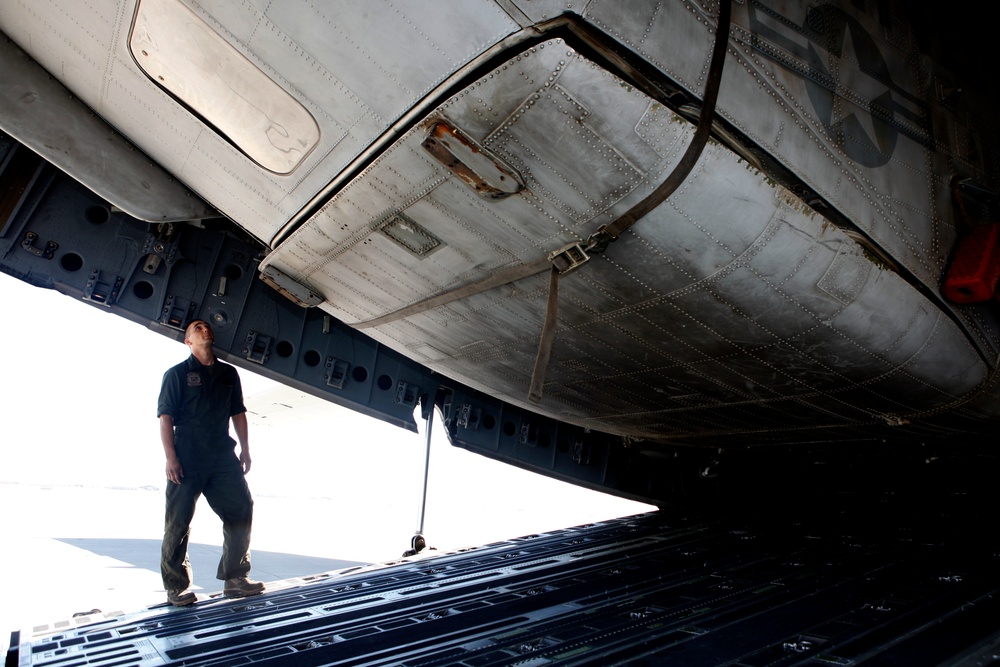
[268,35,985,444]
[1,0,999,503]
[0,37,213,222]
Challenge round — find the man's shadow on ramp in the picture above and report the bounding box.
[57,538,365,585]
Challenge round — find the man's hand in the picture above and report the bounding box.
[160,414,183,484]
[166,455,184,485]
[239,449,252,475]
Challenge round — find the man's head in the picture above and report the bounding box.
[184,319,214,348]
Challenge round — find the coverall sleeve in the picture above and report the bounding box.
[157,367,183,419]
[229,368,247,416]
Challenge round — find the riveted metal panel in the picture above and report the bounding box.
[263,35,987,443]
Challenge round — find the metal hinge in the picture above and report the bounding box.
[20,231,58,259]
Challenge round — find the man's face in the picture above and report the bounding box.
[184,320,214,346]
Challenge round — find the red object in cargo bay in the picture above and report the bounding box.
[942,224,1000,303]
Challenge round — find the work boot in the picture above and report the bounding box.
[167,589,197,606]
[223,577,265,598]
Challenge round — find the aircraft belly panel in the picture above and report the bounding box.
[723,20,943,283]
[264,38,986,443]
[551,0,1000,361]
[579,1,946,280]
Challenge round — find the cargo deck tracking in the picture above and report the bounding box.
[8,501,1000,667]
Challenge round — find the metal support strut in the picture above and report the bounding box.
[404,404,434,556]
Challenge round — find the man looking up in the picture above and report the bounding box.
[157,319,265,606]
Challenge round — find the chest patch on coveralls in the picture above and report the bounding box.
[186,372,203,388]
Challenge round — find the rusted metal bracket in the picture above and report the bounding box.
[421,119,524,200]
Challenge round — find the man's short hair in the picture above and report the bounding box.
[184,319,209,340]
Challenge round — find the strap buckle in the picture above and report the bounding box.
[548,242,590,274]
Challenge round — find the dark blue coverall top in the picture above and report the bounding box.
[157,355,254,591]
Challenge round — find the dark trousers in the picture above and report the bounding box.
[161,452,254,591]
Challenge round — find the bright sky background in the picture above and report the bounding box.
[0,273,652,557]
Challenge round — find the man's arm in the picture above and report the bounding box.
[160,414,184,484]
[232,411,251,474]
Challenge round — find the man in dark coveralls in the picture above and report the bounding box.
[158,319,265,606]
